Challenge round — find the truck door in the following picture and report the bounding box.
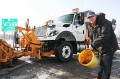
[72,13,86,41]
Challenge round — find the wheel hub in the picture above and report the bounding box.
[62,46,71,58]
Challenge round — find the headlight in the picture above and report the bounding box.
[48,30,59,37]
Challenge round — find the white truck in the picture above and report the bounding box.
[36,9,88,62]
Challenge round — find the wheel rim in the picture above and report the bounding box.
[62,46,71,58]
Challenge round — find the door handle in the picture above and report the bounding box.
[83,30,84,34]
[76,26,78,28]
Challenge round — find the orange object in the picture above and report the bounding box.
[0,25,55,64]
[79,50,92,64]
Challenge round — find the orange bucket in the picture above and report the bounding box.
[78,49,99,69]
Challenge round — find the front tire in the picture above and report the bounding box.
[55,42,73,62]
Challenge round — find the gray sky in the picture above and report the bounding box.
[0,0,120,35]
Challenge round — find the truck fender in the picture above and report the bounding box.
[55,31,77,54]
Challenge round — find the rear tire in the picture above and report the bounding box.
[55,42,73,62]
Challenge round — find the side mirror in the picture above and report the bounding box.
[112,19,116,25]
[78,13,84,25]
[34,26,36,29]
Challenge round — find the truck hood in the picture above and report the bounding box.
[35,22,71,37]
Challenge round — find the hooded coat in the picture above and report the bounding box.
[88,14,118,54]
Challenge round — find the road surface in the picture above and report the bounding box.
[0,50,120,79]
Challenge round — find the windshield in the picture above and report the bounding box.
[54,14,74,24]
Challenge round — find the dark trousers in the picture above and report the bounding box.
[98,49,114,79]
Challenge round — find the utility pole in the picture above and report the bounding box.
[3,31,5,40]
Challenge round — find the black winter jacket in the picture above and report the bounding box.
[88,15,118,54]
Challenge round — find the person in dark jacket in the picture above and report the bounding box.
[87,10,118,79]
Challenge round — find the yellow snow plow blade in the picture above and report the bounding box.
[0,39,21,63]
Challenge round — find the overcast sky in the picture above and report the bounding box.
[0,0,120,35]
